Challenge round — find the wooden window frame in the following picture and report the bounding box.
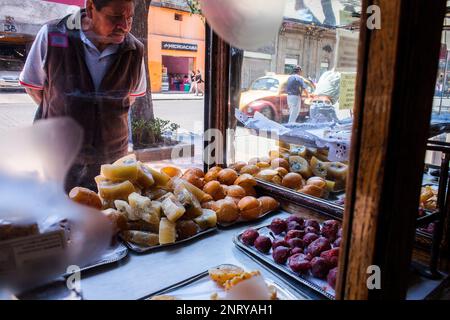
[204,0,447,299]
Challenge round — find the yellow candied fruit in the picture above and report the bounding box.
[208,265,245,287]
[224,271,261,291]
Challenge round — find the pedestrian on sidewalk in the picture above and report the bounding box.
[19,0,146,193]
[195,69,204,96]
[286,65,305,123]
[189,70,197,94]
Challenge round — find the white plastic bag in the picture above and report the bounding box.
[313,70,341,104]
[199,0,287,50]
[0,118,112,293]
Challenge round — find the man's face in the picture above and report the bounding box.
[87,0,135,45]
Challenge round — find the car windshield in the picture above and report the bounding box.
[0,59,24,72]
[250,78,280,92]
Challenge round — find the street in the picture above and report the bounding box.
[0,92,205,133]
[0,91,276,164]
[3,92,450,166]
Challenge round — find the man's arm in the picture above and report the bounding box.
[25,88,43,105]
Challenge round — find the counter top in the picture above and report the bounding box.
[16,210,447,300]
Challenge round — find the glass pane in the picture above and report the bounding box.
[0,0,206,192]
[229,0,361,207]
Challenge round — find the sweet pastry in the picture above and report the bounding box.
[289,156,312,178]
[270,158,290,171]
[238,196,262,220]
[326,162,348,181]
[204,166,223,182]
[306,177,327,189]
[274,167,289,178]
[203,181,226,201]
[176,220,200,240]
[214,199,240,223]
[224,196,241,205]
[217,169,238,185]
[258,196,280,213]
[96,177,136,201]
[184,167,205,178]
[69,187,103,210]
[181,172,205,189]
[194,209,217,229]
[229,161,247,172]
[233,174,257,188]
[225,185,246,198]
[310,156,328,179]
[298,184,324,198]
[121,230,159,247]
[255,169,278,182]
[256,162,271,169]
[239,165,260,176]
[282,173,304,190]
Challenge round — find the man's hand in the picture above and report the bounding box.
[25,88,43,105]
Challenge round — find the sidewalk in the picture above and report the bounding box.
[151,92,204,101]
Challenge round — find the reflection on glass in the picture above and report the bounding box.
[230,0,361,206]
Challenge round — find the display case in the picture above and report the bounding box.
[2,0,450,301]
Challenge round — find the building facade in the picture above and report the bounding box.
[148,0,205,93]
[241,21,337,89]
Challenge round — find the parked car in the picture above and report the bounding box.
[0,58,24,91]
[239,74,316,122]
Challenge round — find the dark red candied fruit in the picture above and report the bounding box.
[305,237,331,257]
[320,248,340,268]
[286,215,305,227]
[285,229,305,241]
[304,219,320,230]
[269,218,288,235]
[311,257,331,279]
[241,229,259,246]
[288,237,304,249]
[327,267,339,289]
[272,239,290,250]
[287,221,302,231]
[288,253,311,273]
[333,237,342,248]
[290,247,303,255]
[272,246,290,264]
[304,226,319,234]
[321,220,340,242]
[303,232,320,246]
[254,236,272,253]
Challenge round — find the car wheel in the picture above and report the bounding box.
[260,107,274,120]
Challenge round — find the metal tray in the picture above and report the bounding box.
[120,227,217,253]
[64,241,128,275]
[141,264,308,300]
[217,209,279,229]
[233,225,335,300]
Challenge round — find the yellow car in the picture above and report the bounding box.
[239,74,316,122]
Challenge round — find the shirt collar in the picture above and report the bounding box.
[79,28,120,58]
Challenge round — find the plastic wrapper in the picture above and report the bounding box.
[0,118,112,293]
[199,0,287,50]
